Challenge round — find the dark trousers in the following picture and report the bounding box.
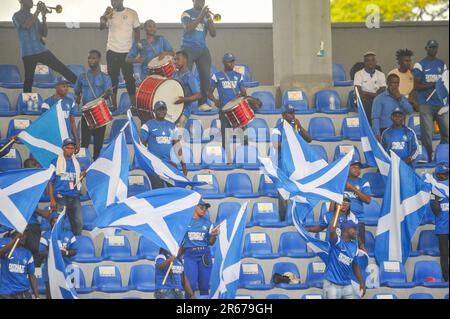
[437,234,449,282]
[106,50,136,96]
[22,50,76,93]
[147,172,175,190]
[0,291,32,299]
[358,223,366,247]
[184,47,211,105]
[278,197,288,222]
[81,117,106,161]
[219,111,233,163]
[56,196,83,236]
[24,223,42,266]
[361,96,375,127]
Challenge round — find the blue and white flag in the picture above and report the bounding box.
[86,127,129,215]
[0,166,54,233]
[422,173,449,199]
[94,188,201,256]
[210,202,248,299]
[48,210,78,299]
[375,152,431,264]
[355,89,391,177]
[436,69,449,107]
[18,101,69,167]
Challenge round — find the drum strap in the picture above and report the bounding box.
[147,37,159,57]
[85,72,99,100]
[223,72,239,98]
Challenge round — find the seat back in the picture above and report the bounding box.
[16,93,44,114]
[202,144,227,165]
[234,145,260,167]
[310,145,329,162]
[341,117,361,140]
[282,90,309,112]
[240,263,266,285]
[246,118,270,142]
[315,90,342,112]
[380,261,407,284]
[193,174,221,195]
[251,202,279,225]
[418,230,439,252]
[251,91,276,110]
[435,144,449,163]
[137,236,160,260]
[92,266,123,289]
[128,264,155,287]
[0,148,22,170]
[185,119,204,143]
[306,262,326,285]
[271,262,301,284]
[333,63,348,82]
[278,232,308,255]
[0,64,22,83]
[216,202,242,224]
[128,175,152,197]
[308,117,336,139]
[101,235,133,259]
[81,205,97,229]
[258,174,278,196]
[72,236,97,258]
[244,232,274,256]
[225,173,254,195]
[0,93,12,112]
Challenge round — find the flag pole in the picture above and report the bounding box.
[162,262,174,286]
[426,89,436,102]
[0,138,16,154]
[7,238,20,259]
[332,204,342,229]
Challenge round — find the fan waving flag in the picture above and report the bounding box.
[18,101,69,167]
[436,69,449,107]
[422,173,449,199]
[210,202,248,299]
[375,152,431,265]
[0,166,54,233]
[94,188,201,256]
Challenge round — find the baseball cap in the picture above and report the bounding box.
[426,40,439,48]
[282,104,296,113]
[154,101,167,110]
[62,138,76,147]
[350,158,363,167]
[364,51,377,57]
[55,79,71,87]
[198,199,211,209]
[223,53,236,63]
[341,220,358,231]
[435,162,449,175]
[391,107,405,115]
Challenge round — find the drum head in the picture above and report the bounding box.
[148,55,173,69]
[153,79,185,123]
[81,97,105,111]
[222,97,246,112]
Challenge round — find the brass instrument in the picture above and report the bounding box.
[207,9,221,22]
[34,1,62,14]
[104,7,115,19]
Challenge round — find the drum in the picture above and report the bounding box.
[81,97,113,130]
[136,76,185,124]
[148,55,176,78]
[222,97,255,129]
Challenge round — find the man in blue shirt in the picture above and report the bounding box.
[181,0,217,110]
[372,73,414,139]
[173,51,202,128]
[74,50,113,161]
[323,220,366,299]
[12,0,76,93]
[382,108,420,166]
[413,40,449,162]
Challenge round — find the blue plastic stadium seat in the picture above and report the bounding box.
[435,144,449,164]
[379,261,416,288]
[341,117,361,141]
[416,145,436,168]
[278,231,315,258]
[128,265,156,292]
[75,148,92,171]
[301,294,323,299]
[286,201,315,227]
[16,93,44,115]
[417,230,440,256]
[170,145,203,171]
[225,173,257,198]
[136,236,159,260]
[413,261,449,288]
[305,262,326,288]
[315,90,348,114]
[0,64,23,88]
[72,265,94,294]
[101,235,138,262]
[373,294,398,299]
[346,90,357,112]
[421,204,436,225]
[127,174,152,197]
[216,202,242,224]
[310,144,329,163]
[234,145,261,170]
[205,119,222,143]
[185,119,208,143]
[106,119,133,144]
[91,266,128,293]
[0,148,22,171]
[72,236,103,263]
[266,294,290,299]
[333,145,363,163]
[234,64,259,88]
[201,144,235,170]
[239,263,274,290]
[365,231,375,257]
[258,174,278,198]
[409,293,434,299]
[243,232,279,259]
[363,172,385,198]
[363,201,381,226]
[282,90,315,114]
[114,92,131,116]
[0,93,17,117]
[33,64,58,88]
[271,262,308,290]
[250,202,285,228]
[308,117,342,141]
[333,63,353,87]
[252,91,281,114]
[81,205,97,231]
[192,174,225,199]
[245,118,271,142]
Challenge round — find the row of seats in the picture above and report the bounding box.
[242,293,447,299]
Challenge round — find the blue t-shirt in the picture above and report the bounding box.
[324,236,359,286]
[0,246,35,294]
[344,178,371,218]
[140,120,177,162]
[181,8,210,49]
[50,158,80,197]
[39,231,51,282]
[183,217,213,248]
[210,71,245,108]
[155,254,184,290]
[127,36,174,76]
[172,69,200,118]
[43,96,76,135]
[74,70,112,104]
[413,58,448,106]
[381,126,420,162]
[12,10,48,57]
[435,180,449,235]
[319,211,359,241]
[58,229,76,264]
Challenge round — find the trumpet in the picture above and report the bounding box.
[104,6,115,19]
[34,1,62,14]
[206,9,221,22]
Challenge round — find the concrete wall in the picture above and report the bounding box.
[0,21,448,85]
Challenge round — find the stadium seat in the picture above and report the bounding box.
[310,144,329,163]
[170,145,203,171]
[346,90,357,112]
[409,293,434,299]
[333,145,363,163]
[301,294,323,299]
[305,262,326,288]
[75,148,92,171]
[408,115,440,141]
[282,90,315,114]
[415,145,435,168]
[114,92,131,116]
[373,294,398,299]
[239,263,274,290]
[0,93,17,117]
[72,236,103,263]
[201,144,234,170]
[0,148,22,171]
[278,232,315,258]
[127,265,156,292]
[106,119,133,144]
[72,265,94,294]
[225,173,257,198]
[308,117,342,141]
[271,262,308,290]
[234,64,259,88]
[434,144,449,164]
[16,93,44,115]
[258,174,278,198]
[315,90,348,114]
[101,235,138,262]
[413,261,449,288]
[417,230,440,256]
[333,63,353,87]
[266,294,290,299]
[251,91,281,114]
[363,172,385,198]
[33,64,58,88]
[136,236,160,260]
[363,201,381,226]
[250,202,286,228]
[216,202,242,224]
[0,64,23,88]
[127,174,152,197]
[91,266,128,293]
[205,119,221,143]
[185,119,208,143]
[234,145,261,170]
[421,204,436,225]
[379,261,416,288]
[365,231,375,257]
[243,232,279,259]
[192,174,224,199]
[81,205,97,231]
[286,201,315,227]
[341,117,361,141]
[245,118,271,142]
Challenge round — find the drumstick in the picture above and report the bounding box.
[426,89,436,102]
[0,138,16,154]
[7,238,20,259]
[162,261,174,286]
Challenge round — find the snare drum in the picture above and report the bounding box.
[222,97,255,129]
[81,98,113,130]
[136,76,185,124]
[148,55,176,79]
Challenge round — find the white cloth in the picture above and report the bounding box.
[354,69,387,94]
[56,154,82,191]
[106,8,140,53]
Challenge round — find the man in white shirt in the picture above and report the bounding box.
[354,52,387,126]
[100,0,140,110]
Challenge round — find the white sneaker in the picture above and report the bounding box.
[198,103,213,112]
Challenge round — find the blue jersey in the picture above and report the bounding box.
[12,10,48,57]
[319,211,359,241]
[172,69,200,118]
[181,8,210,49]
[74,70,112,104]
[324,236,359,286]
[0,246,35,294]
[372,91,414,135]
[127,37,173,76]
[43,96,75,132]
[39,231,51,282]
[141,120,177,162]
[210,71,245,108]
[155,254,184,290]
[435,180,449,235]
[50,158,80,197]
[183,217,213,248]
[58,229,76,264]
[381,126,420,161]
[413,58,448,106]
[345,178,371,218]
